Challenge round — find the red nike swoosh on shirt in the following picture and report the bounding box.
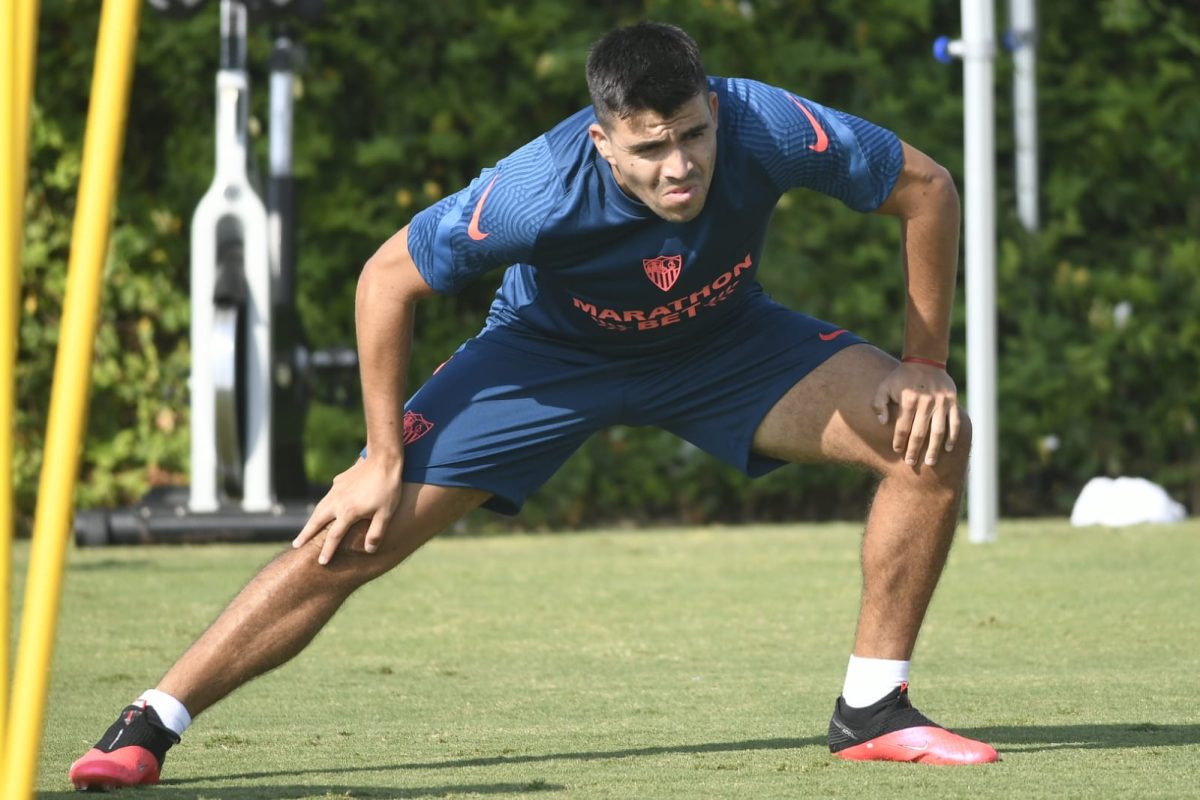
[467,175,499,241]
[819,329,848,341]
[788,96,829,153]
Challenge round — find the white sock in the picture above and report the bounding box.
[137,689,192,737]
[841,655,910,708]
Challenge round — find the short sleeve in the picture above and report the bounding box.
[407,136,563,294]
[723,78,903,212]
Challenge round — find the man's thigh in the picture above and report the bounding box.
[400,333,623,515]
[630,298,866,477]
[750,343,899,470]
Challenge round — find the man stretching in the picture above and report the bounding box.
[71,21,997,790]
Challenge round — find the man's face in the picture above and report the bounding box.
[588,92,719,223]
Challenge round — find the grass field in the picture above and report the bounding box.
[16,519,1200,798]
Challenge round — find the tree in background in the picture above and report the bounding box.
[14,0,1198,529]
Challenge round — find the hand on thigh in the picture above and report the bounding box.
[751,344,904,472]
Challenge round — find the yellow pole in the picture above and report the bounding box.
[1,1,140,796]
[0,0,19,752]
[2,0,41,752]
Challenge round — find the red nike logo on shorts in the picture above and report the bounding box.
[819,329,847,341]
[467,175,499,241]
[788,96,829,153]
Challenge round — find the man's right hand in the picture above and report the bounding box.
[293,452,405,565]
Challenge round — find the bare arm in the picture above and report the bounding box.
[874,141,961,363]
[871,141,963,466]
[294,226,437,564]
[355,226,437,463]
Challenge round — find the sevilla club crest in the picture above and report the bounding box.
[643,254,683,292]
[402,411,435,445]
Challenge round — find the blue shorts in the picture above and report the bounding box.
[399,295,865,514]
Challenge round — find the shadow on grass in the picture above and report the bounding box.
[962,722,1200,753]
[40,781,565,798]
[39,725,1200,796]
[68,559,158,571]
[154,735,824,785]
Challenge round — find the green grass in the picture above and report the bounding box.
[16,519,1200,798]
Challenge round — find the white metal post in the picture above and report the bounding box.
[189,1,273,513]
[962,0,999,542]
[268,40,293,294]
[1009,0,1039,232]
[190,69,273,512]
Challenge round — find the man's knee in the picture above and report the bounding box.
[932,406,972,482]
[881,406,972,487]
[935,408,972,483]
[283,520,414,593]
[293,485,488,586]
[952,409,973,461]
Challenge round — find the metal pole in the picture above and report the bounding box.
[268,31,295,302]
[219,0,247,71]
[1009,0,1039,232]
[962,0,999,542]
[190,0,273,513]
[0,0,41,753]
[1,1,141,796]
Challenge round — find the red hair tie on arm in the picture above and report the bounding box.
[901,356,947,370]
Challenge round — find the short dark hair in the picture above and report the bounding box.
[586,22,708,127]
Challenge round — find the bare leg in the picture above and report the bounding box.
[156,482,489,716]
[751,344,971,659]
[853,440,966,659]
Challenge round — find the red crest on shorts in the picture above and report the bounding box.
[402,411,435,445]
[643,254,683,292]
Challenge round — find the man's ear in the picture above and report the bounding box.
[588,122,615,164]
[708,91,719,129]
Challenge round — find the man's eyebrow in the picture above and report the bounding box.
[628,138,668,155]
[627,122,710,154]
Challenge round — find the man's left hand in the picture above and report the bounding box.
[871,362,961,467]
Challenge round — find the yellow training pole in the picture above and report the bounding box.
[1,1,140,796]
[0,0,18,751]
[1,0,41,753]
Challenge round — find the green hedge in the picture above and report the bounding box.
[14,0,1197,529]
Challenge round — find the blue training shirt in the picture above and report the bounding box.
[407,77,902,356]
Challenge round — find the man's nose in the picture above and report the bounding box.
[662,147,692,181]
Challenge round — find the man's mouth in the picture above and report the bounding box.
[663,184,697,203]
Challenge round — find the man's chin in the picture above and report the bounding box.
[651,201,704,223]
